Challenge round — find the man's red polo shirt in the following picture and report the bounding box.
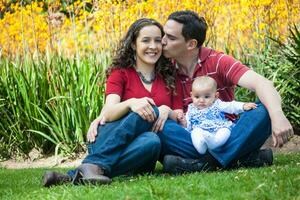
[106,67,183,110]
[176,47,250,113]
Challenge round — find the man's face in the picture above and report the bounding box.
[162,20,188,59]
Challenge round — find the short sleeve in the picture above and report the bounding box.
[171,79,184,110]
[105,69,125,97]
[217,54,250,85]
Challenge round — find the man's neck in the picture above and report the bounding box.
[176,49,200,78]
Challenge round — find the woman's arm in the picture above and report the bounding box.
[87,94,157,142]
[103,94,156,122]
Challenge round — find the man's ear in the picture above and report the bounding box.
[187,39,198,50]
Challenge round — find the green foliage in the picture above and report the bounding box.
[280,24,300,67]
[235,30,300,131]
[274,25,300,132]
[0,53,109,157]
[0,153,299,200]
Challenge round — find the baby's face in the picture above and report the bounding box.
[191,86,217,109]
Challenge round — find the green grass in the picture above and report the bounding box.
[0,153,299,200]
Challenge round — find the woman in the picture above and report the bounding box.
[43,18,183,187]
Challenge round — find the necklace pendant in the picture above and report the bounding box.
[137,71,155,85]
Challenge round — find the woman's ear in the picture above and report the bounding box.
[131,43,136,50]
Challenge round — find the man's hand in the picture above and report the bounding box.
[271,112,294,147]
[87,116,106,143]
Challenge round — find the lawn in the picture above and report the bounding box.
[0,153,299,200]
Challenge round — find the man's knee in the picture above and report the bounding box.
[256,103,269,117]
[147,133,161,148]
[162,119,180,133]
[141,132,161,156]
[244,103,270,124]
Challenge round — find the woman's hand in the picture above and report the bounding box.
[152,105,171,132]
[129,97,156,122]
[87,116,106,143]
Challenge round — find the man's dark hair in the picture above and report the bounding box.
[168,10,207,48]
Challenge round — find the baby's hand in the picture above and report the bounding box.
[243,103,257,111]
[177,111,187,127]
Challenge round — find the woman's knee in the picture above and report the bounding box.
[126,106,159,121]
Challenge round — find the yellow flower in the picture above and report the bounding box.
[0,0,299,57]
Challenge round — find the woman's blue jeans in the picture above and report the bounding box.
[158,102,271,167]
[68,108,160,178]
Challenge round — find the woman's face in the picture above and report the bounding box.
[133,25,162,67]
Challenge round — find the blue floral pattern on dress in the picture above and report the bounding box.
[186,99,244,134]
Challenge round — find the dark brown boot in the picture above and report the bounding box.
[72,163,112,185]
[43,171,71,187]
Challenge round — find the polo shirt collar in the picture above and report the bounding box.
[199,46,212,64]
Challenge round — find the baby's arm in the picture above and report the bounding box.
[243,102,257,111]
[218,99,257,114]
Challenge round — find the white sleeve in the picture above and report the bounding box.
[217,99,244,114]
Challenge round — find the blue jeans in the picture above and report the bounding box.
[158,103,271,167]
[68,108,160,178]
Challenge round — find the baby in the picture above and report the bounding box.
[182,76,257,154]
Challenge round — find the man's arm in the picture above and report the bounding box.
[237,70,294,147]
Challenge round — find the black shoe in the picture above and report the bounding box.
[229,148,273,169]
[72,163,112,185]
[43,171,71,187]
[163,154,220,175]
[258,148,273,166]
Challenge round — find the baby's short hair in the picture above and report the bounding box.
[192,76,217,91]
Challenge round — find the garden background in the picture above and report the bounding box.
[0,0,299,160]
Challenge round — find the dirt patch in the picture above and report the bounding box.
[262,134,300,154]
[1,135,299,169]
[0,152,87,169]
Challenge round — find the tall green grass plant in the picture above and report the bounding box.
[0,53,110,157]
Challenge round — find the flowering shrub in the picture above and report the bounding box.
[0,0,299,57]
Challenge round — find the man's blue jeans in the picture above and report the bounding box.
[68,108,160,178]
[158,102,271,167]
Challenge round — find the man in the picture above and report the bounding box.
[158,10,294,174]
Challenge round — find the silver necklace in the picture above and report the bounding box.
[137,71,155,84]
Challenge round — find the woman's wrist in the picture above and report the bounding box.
[126,98,136,110]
